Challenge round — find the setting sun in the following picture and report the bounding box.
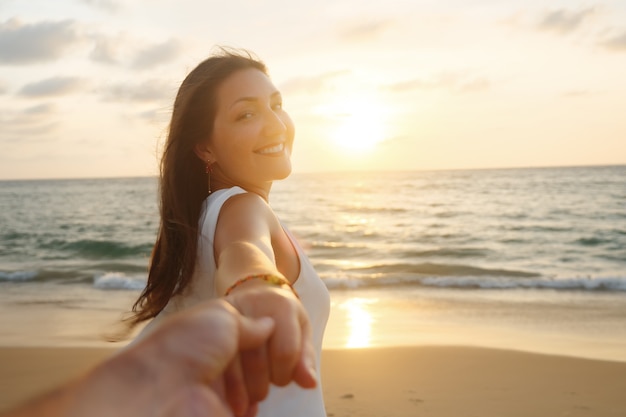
[322,95,389,153]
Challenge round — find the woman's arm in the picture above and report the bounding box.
[213,192,291,294]
[211,192,317,413]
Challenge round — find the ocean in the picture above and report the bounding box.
[1,165,625,360]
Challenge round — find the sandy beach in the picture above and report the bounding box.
[1,283,625,416]
[1,345,625,417]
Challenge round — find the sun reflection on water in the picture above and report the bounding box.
[340,298,376,348]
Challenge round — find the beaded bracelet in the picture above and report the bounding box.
[224,274,299,298]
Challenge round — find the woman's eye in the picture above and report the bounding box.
[237,111,254,120]
[272,102,283,111]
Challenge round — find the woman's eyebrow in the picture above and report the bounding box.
[229,91,281,109]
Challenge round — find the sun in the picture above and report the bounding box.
[323,95,389,153]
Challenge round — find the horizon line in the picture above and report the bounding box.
[1,162,624,182]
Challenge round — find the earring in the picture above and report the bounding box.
[205,160,213,194]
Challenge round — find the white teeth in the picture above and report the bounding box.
[257,143,284,154]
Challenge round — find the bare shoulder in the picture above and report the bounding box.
[220,192,273,221]
[215,192,279,242]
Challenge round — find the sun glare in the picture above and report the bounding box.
[341,298,374,348]
[322,95,389,153]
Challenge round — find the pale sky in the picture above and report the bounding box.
[1,0,625,180]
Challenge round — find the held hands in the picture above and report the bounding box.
[123,282,315,417]
[151,288,317,417]
[148,300,276,417]
[0,287,316,417]
[100,292,314,417]
[223,284,318,416]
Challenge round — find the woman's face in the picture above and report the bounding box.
[207,68,295,193]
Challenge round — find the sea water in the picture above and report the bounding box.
[1,166,625,360]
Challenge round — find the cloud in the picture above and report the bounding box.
[0,18,80,64]
[90,35,120,64]
[497,11,527,29]
[537,8,595,34]
[560,89,594,98]
[600,30,626,51]
[131,38,183,70]
[280,70,351,95]
[0,103,58,141]
[458,78,490,93]
[102,79,175,102]
[339,18,394,42]
[19,76,87,97]
[79,0,121,13]
[90,34,185,68]
[137,107,171,124]
[387,71,490,94]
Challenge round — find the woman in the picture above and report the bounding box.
[129,48,330,417]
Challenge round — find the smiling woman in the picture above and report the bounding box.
[125,49,331,417]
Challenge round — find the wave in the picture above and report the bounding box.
[4,267,626,294]
[1,262,148,283]
[323,274,626,292]
[93,272,147,290]
[312,245,492,260]
[0,270,37,281]
[574,237,611,247]
[400,248,492,259]
[339,205,408,214]
[343,262,540,278]
[1,269,147,290]
[37,239,153,259]
[417,276,626,291]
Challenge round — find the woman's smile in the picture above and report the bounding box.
[255,142,286,156]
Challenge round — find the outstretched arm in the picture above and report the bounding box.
[2,300,275,417]
[213,193,287,295]
[211,193,317,414]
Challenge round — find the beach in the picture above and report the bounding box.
[1,286,626,416]
[1,345,626,416]
[1,168,625,415]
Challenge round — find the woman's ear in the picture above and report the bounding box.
[193,143,214,163]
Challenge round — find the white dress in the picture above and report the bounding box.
[137,186,330,417]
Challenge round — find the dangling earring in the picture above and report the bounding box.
[205,160,214,194]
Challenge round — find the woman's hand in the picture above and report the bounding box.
[221,285,318,415]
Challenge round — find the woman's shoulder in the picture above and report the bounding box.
[205,186,262,215]
[213,191,282,251]
[217,188,277,228]
[222,188,269,209]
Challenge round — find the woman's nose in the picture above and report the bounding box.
[263,108,288,137]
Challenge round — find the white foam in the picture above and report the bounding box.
[93,272,146,290]
[419,275,626,291]
[322,273,626,292]
[0,271,37,281]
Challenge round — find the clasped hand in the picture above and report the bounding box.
[102,286,317,417]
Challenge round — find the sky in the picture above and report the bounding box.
[1,0,626,180]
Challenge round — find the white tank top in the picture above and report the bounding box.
[142,186,330,417]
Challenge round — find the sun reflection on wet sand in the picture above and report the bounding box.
[340,298,376,348]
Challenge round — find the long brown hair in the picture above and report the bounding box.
[129,48,267,327]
